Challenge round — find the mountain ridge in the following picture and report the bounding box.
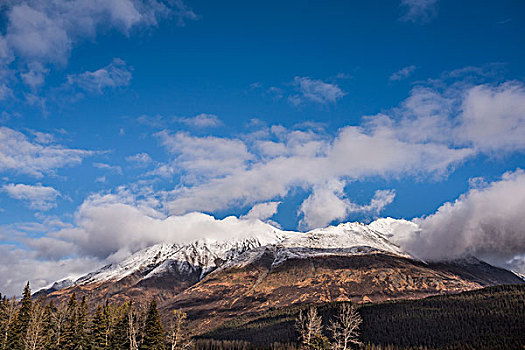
[37,218,523,330]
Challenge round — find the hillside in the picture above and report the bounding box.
[201,284,525,349]
[37,220,523,331]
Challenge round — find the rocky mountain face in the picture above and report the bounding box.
[39,219,524,328]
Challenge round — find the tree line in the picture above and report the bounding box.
[0,282,364,350]
[3,282,523,349]
[0,282,193,350]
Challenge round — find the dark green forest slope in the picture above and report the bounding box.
[202,284,525,349]
[2,284,523,349]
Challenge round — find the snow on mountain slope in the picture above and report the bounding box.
[73,227,286,286]
[53,218,414,290]
[368,217,419,238]
[217,221,412,271]
[287,222,407,254]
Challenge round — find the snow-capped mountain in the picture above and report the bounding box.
[58,220,409,288]
[215,221,411,271]
[39,218,523,324]
[73,234,286,286]
[284,222,408,255]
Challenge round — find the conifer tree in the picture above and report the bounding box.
[7,282,32,350]
[111,303,130,349]
[91,305,108,350]
[41,301,57,350]
[77,296,89,349]
[103,300,118,348]
[61,292,79,350]
[140,298,164,350]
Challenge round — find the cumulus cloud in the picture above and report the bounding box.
[156,131,254,182]
[162,124,471,216]
[390,65,416,81]
[2,183,61,211]
[242,201,281,220]
[385,169,525,270]
[0,0,197,94]
[0,193,283,295]
[49,192,283,262]
[138,74,525,230]
[289,76,346,105]
[0,127,94,177]
[455,82,525,152]
[399,0,438,23]
[298,180,396,229]
[5,4,71,64]
[66,58,132,94]
[366,81,525,153]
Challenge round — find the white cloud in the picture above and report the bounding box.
[298,180,350,230]
[162,124,471,217]
[6,4,71,64]
[0,127,94,177]
[2,183,61,211]
[29,130,55,144]
[289,76,346,105]
[390,169,525,272]
[178,113,222,128]
[137,114,166,128]
[0,0,197,92]
[20,62,49,88]
[399,0,438,24]
[242,201,281,220]
[366,81,525,153]
[66,58,132,94]
[172,0,199,26]
[455,82,525,152]
[0,83,13,100]
[157,131,254,182]
[93,162,123,174]
[389,65,416,81]
[52,192,283,262]
[126,152,153,165]
[298,180,396,230]
[2,0,182,65]
[146,76,525,227]
[95,176,107,183]
[0,245,100,297]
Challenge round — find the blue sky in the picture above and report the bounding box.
[1,0,525,295]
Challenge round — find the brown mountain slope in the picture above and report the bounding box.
[40,245,523,333]
[163,248,523,330]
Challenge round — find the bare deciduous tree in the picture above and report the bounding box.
[52,302,68,348]
[168,309,193,350]
[296,306,323,348]
[1,297,17,349]
[24,301,46,350]
[328,303,362,350]
[127,302,138,350]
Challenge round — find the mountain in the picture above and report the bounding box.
[39,219,523,328]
